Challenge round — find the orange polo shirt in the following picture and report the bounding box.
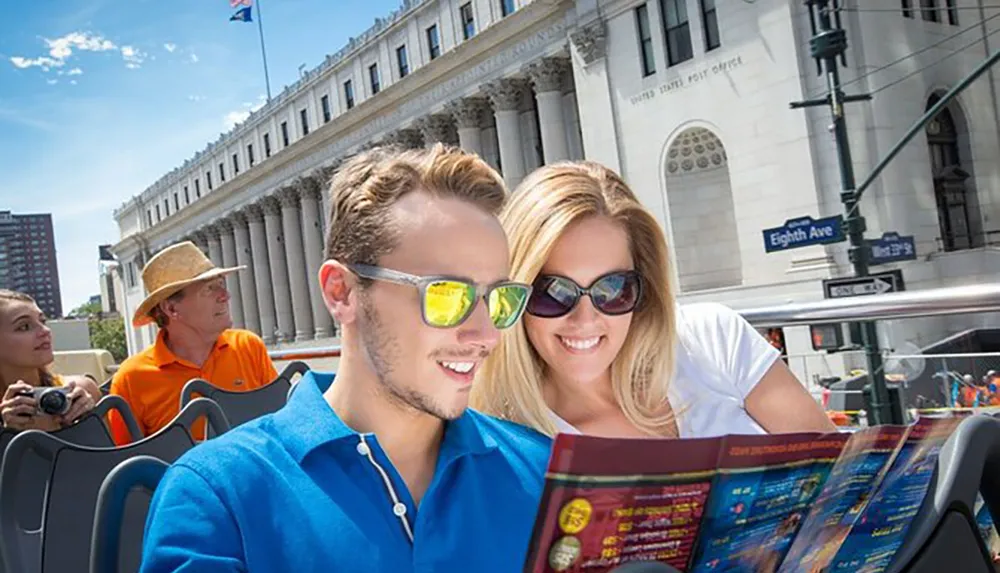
[108,329,278,445]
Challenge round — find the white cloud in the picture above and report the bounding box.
[44,32,116,61]
[10,56,63,70]
[70,80,78,85]
[120,45,146,69]
[187,95,205,102]
[222,98,266,129]
[46,79,58,85]
[223,110,251,129]
[67,68,83,76]
[189,53,199,63]
[163,43,177,53]
[9,32,148,73]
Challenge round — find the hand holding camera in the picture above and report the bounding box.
[1,379,95,431]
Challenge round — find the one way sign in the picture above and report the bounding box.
[822,270,906,299]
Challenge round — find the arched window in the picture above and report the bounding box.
[926,94,972,251]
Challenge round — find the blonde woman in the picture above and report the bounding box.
[0,289,101,431]
[472,162,834,438]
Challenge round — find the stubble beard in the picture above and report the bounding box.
[359,292,463,421]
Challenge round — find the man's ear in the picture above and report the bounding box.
[319,260,359,325]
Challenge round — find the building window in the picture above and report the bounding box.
[207,171,213,190]
[147,210,152,227]
[921,0,939,22]
[321,95,331,123]
[184,186,190,204]
[902,0,914,18]
[264,133,272,157]
[926,95,973,251]
[397,45,409,78]
[500,0,515,17]
[700,0,720,51]
[460,3,475,40]
[661,0,693,66]
[636,4,656,77]
[173,193,179,211]
[427,25,441,60]
[280,121,290,147]
[344,79,355,109]
[300,108,310,136]
[164,199,169,217]
[218,162,226,182]
[369,63,381,95]
[155,204,161,221]
[945,0,957,24]
[195,178,201,197]
[247,144,255,167]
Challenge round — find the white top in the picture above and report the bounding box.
[550,302,780,439]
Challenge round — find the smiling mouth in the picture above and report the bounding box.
[437,360,478,386]
[35,342,52,351]
[558,335,603,353]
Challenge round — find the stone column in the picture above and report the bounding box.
[485,78,529,189]
[261,196,295,343]
[231,210,261,336]
[205,224,225,268]
[417,114,459,146]
[217,219,246,329]
[277,187,314,341]
[447,97,488,156]
[381,128,424,150]
[246,204,277,344]
[190,231,210,257]
[297,176,335,338]
[528,57,571,164]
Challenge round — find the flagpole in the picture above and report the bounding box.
[254,0,273,101]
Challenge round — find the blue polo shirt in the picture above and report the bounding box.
[140,372,553,572]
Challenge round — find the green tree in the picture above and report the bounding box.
[89,317,128,363]
[70,300,102,319]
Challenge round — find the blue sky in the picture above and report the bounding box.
[0,0,401,314]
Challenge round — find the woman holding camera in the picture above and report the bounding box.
[0,289,101,431]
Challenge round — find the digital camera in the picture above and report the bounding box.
[18,387,72,416]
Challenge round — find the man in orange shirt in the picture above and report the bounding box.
[109,241,277,444]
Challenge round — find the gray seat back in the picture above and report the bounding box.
[180,376,290,433]
[90,455,169,573]
[0,398,228,573]
[0,395,142,573]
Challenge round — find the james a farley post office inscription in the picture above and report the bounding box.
[628,55,745,105]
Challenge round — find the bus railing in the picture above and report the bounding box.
[263,282,1000,362]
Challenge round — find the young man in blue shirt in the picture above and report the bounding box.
[140,144,553,572]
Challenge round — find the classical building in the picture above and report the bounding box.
[111,0,999,384]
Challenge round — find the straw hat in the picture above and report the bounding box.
[133,241,243,327]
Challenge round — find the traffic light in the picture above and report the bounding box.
[810,323,844,352]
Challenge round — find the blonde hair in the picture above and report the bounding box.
[0,289,55,390]
[324,143,506,265]
[471,162,679,437]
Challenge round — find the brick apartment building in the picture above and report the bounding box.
[0,210,63,318]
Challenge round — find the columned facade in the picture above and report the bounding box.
[217,219,245,329]
[112,3,593,353]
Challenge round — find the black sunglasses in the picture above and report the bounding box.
[526,270,642,318]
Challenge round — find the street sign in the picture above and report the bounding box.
[822,269,905,299]
[762,215,846,253]
[868,232,917,265]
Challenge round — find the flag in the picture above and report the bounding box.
[230,0,252,7]
[230,6,252,22]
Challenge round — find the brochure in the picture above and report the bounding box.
[524,416,963,573]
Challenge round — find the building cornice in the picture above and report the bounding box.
[129,0,572,251]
